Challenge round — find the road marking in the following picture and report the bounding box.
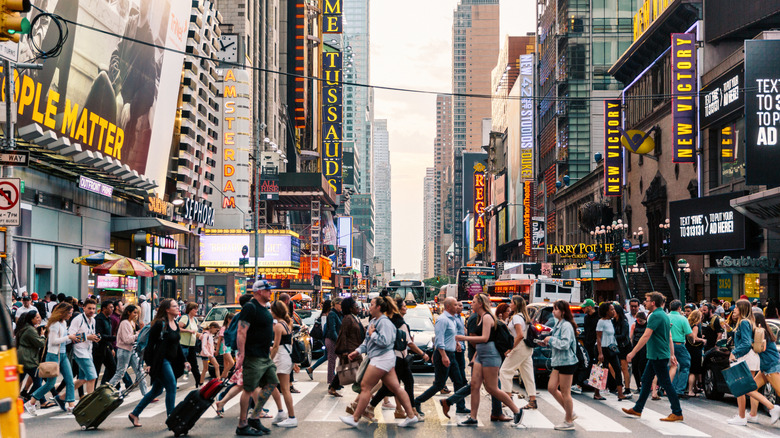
[602,395,709,436]
[304,392,355,422]
[678,400,780,438]
[26,389,147,420]
[538,391,630,432]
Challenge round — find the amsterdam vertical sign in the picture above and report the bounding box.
[671,33,697,163]
[321,0,343,194]
[604,100,622,196]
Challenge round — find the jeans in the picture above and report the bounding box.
[633,358,682,416]
[20,369,42,396]
[414,350,466,411]
[309,352,328,371]
[32,352,74,403]
[325,338,338,384]
[132,359,177,417]
[109,348,148,395]
[672,343,691,395]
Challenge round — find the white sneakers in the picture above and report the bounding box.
[339,415,359,427]
[771,405,780,425]
[398,416,419,428]
[272,411,289,425]
[276,417,298,428]
[23,400,37,416]
[727,415,747,426]
[747,414,760,424]
[554,421,575,430]
[382,400,396,410]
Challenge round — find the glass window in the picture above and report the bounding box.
[718,117,745,185]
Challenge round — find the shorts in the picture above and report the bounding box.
[762,360,780,376]
[274,351,293,375]
[74,356,98,381]
[553,363,578,375]
[735,349,761,372]
[368,350,397,372]
[242,356,279,392]
[475,342,502,368]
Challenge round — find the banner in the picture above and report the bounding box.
[12,1,190,190]
[519,54,535,182]
[473,163,487,255]
[523,181,533,256]
[321,50,343,194]
[720,123,736,162]
[671,33,697,163]
[745,40,780,186]
[604,100,622,196]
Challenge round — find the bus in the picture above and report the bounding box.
[487,274,581,303]
[384,280,426,303]
[456,266,497,301]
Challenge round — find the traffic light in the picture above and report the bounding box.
[0,0,31,43]
[392,269,395,277]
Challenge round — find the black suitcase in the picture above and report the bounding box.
[166,380,226,436]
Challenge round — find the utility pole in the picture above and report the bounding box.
[253,123,266,281]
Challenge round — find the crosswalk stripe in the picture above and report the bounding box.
[678,400,780,438]
[304,392,355,422]
[537,391,630,432]
[601,395,709,436]
[515,405,555,429]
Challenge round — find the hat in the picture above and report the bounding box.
[252,280,276,291]
[22,295,30,301]
[685,303,695,309]
[31,292,38,301]
[582,299,596,308]
[138,295,147,301]
[752,298,759,304]
[740,294,748,300]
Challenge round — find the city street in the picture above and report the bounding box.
[24,370,780,437]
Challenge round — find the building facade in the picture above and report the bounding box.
[373,119,392,275]
[423,168,436,279]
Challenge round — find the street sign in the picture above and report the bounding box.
[587,251,596,261]
[622,239,632,252]
[0,178,20,226]
[241,245,249,256]
[590,260,600,272]
[239,257,249,266]
[0,151,29,166]
[620,252,637,266]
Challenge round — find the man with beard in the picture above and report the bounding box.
[700,304,724,351]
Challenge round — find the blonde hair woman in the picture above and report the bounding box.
[685,310,706,397]
[498,295,537,409]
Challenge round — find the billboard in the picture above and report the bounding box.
[523,181,533,256]
[321,49,343,194]
[519,54,535,183]
[200,234,300,268]
[473,163,486,255]
[671,33,697,163]
[669,192,748,254]
[604,100,622,196]
[14,1,190,190]
[337,216,353,267]
[700,64,743,129]
[745,40,780,186]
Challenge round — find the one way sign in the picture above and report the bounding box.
[0,151,29,166]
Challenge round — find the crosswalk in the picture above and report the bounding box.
[22,375,780,437]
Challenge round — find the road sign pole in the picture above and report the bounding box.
[1,58,14,305]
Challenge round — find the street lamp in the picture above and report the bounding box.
[628,265,646,298]
[632,227,644,262]
[659,218,671,256]
[677,258,691,305]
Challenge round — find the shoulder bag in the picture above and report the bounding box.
[336,354,363,385]
[37,333,60,379]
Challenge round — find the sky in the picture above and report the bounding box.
[370,0,536,276]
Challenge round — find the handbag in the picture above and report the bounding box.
[36,334,59,379]
[722,360,758,397]
[351,355,369,393]
[336,355,362,385]
[587,363,608,390]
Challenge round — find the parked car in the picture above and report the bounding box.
[406,303,435,323]
[526,302,588,381]
[200,304,241,331]
[406,315,435,371]
[703,318,780,409]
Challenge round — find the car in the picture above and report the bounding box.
[406,303,435,323]
[526,302,589,381]
[702,318,780,409]
[405,315,435,371]
[200,304,241,331]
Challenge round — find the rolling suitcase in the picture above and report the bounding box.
[166,379,226,436]
[73,356,147,430]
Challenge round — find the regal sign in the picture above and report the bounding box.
[671,33,697,163]
[473,163,486,254]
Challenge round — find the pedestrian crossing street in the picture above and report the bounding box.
[23,375,780,437]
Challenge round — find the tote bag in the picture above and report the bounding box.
[722,360,758,398]
[336,355,362,385]
[587,363,609,390]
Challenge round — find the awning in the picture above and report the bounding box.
[730,187,780,230]
[705,266,780,275]
[111,217,191,236]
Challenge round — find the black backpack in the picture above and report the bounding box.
[394,325,408,351]
[310,318,324,340]
[524,320,539,348]
[493,320,515,357]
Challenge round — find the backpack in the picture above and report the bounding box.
[135,324,152,357]
[524,320,539,348]
[310,317,324,340]
[393,323,408,351]
[753,326,767,353]
[224,312,240,351]
[493,320,514,357]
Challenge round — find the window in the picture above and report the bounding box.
[717,117,746,186]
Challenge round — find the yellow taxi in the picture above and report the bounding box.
[0,297,23,438]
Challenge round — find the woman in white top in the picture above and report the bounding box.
[269,301,297,428]
[25,303,79,415]
[499,296,537,409]
[595,302,627,400]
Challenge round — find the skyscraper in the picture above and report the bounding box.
[434,94,453,276]
[373,119,392,275]
[451,0,500,269]
[423,167,436,279]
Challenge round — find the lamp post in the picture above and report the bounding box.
[628,265,646,298]
[632,227,644,262]
[659,218,671,257]
[677,258,691,304]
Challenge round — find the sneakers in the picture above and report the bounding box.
[622,407,641,418]
[272,411,289,425]
[513,409,524,425]
[770,404,780,425]
[398,416,419,428]
[339,415,359,427]
[235,425,264,436]
[248,418,271,434]
[382,400,396,410]
[727,415,748,426]
[53,395,66,412]
[747,414,760,424]
[571,385,582,395]
[276,417,298,428]
[306,368,314,380]
[554,421,575,430]
[660,413,684,422]
[23,400,37,416]
[458,417,479,426]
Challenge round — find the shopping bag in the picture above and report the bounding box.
[336,356,362,385]
[722,360,758,397]
[351,356,370,393]
[587,363,608,390]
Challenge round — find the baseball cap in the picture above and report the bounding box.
[582,299,596,308]
[252,279,276,291]
[138,295,147,301]
[740,294,748,300]
[22,295,30,301]
[31,292,38,300]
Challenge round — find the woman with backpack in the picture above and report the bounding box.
[454,293,524,428]
[537,300,578,431]
[107,304,149,396]
[726,299,780,426]
[305,300,331,380]
[499,295,537,409]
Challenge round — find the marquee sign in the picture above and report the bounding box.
[473,163,486,254]
[548,243,616,259]
[523,181,532,256]
[519,54,535,182]
[321,51,343,194]
[604,100,623,196]
[322,0,342,33]
[292,0,306,128]
[671,33,697,163]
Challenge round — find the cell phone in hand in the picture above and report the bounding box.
[533,338,545,344]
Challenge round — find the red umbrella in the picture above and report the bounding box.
[92,257,156,277]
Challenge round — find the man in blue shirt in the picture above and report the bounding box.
[413,297,466,416]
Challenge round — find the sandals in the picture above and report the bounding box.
[651,395,661,400]
[214,403,225,418]
[593,395,606,401]
[128,413,142,427]
[39,400,57,409]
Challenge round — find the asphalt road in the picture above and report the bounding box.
[23,369,780,438]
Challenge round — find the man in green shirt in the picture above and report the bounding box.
[667,300,692,396]
[623,292,683,422]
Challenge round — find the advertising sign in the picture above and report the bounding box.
[322,0,342,33]
[519,54,535,182]
[181,198,214,226]
[523,181,533,256]
[321,49,343,194]
[671,33,697,163]
[717,275,733,300]
[604,100,623,196]
[13,0,190,191]
[669,192,748,254]
[216,68,251,229]
[200,234,300,268]
[720,123,736,162]
[337,216,353,267]
[473,163,487,255]
[532,217,545,249]
[745,40,780,186]
[700,64,743,129]
[0,178,20,226]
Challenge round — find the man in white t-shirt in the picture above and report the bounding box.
[67,299,100,394]
[15,296,36,322]
[139,295,151,327]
